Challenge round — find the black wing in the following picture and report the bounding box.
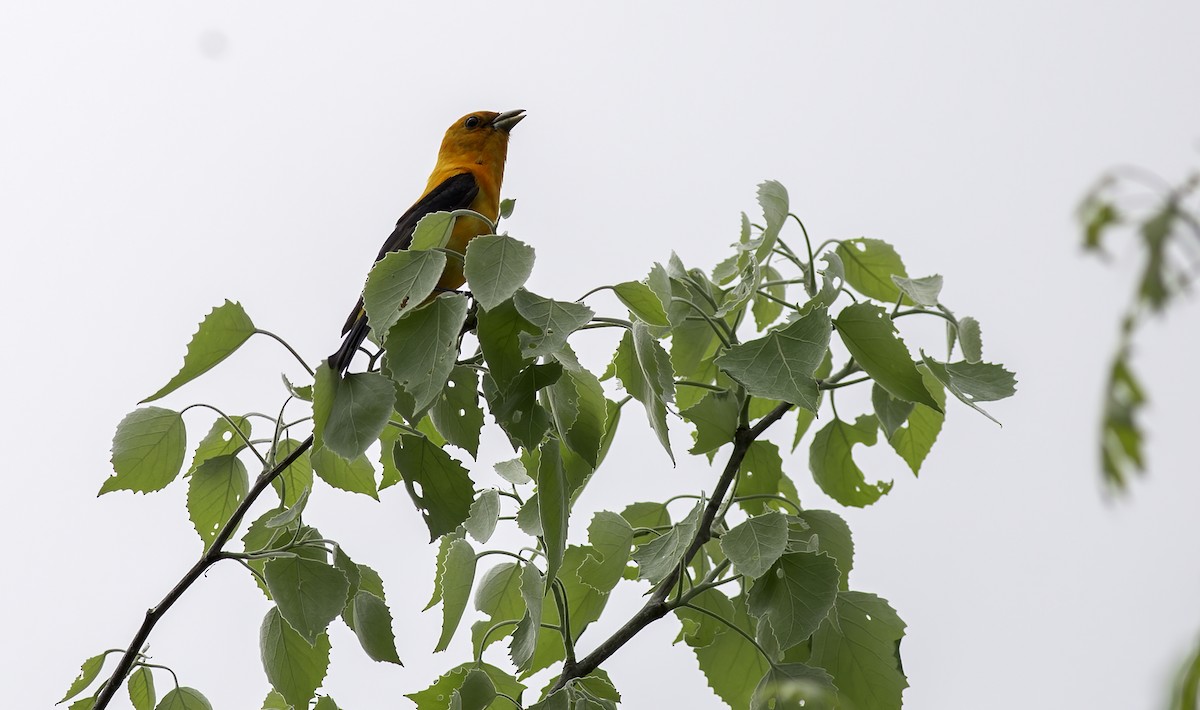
[330,172,479,372]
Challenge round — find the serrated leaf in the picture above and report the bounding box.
[59,652,106,704]
[410,211,457,251]
[450,668,497,710]
[383,293,469,413]
[476,298,534,390]
[808,253,845,310]
[747,551,839,650]
[128,666,155,710]
[486,363,561,451]
[186,416,251,477]
[753,264,786,330]
[435,539,477,652]
[363,249,448,340]
[682,389,739,455]
[494,457,531,485]
[311,445,378,499]
[546,364,609,469]
[261,689,289,710]
[471,562,523,652]
[513,289,594,359]
[537,444,569,583]
[406,663,525,710]
[631,502,700,583]
[350,591,402,664]
[613,280,670,327]
[692,593,771,708]
[271,438,314,507]
[100,407,187,495]
[465,235,536,311]
[722,512,789,578]
[920,354,1017,424]
[322,371,395,461]
[891,274,943,307]
[613,322,676,461]
[510,563,545,671]
[736,441,790,514]
[754,180,790,262]
[809,592,908,710]
[577,512,634,593]
[957,316,983,363]
[394,434,475,540]
[259,607,330,710]
[187,454,249,550]
[142,300,256,402]
[835,238,907,302]
[716,306,831,412]
[426,530,465,611]
[314,697,340,710]
[793,510,854,590]
[430,366,484,458]
[155,688,212,710]
[465,489,501,544]
[835,303,941,411]
[810,415,891,507]
[888,366,946,475]
[751,663,837,710]
[282,373,313,402]
[264,556,349,644]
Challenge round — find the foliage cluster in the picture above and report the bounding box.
[64,182,1014,710]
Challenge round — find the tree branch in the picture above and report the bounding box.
[91,434,315,709]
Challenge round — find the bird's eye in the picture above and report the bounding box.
[465,116,481,129]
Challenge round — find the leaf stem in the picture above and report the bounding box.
[551,578,577,666]
[179,403,266,466]
[670,297,732,348]
[893,308,957,325]
[678,602,776,666]
[254,329,315,377]
[674,380,725,392]
[820,375,871,391]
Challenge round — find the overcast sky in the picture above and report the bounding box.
[4,2,1200,709]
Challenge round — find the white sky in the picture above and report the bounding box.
[4,2,1200,709]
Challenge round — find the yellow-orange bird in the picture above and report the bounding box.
[330,109,525,372]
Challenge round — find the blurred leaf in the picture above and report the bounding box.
[716,306,831,413]
[835,238,907,302]
[363,249,448,339]
[810,415,891,507]
[499,198,516,219]
[142,300,255,402]
[259,607,330,710]
[99,407,187,495]
[465,235,536,311]
[1100,350,1147,489]
[394,434,475,540]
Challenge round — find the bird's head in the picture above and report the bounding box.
[438,109,525,169]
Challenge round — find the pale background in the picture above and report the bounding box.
[3,2,1199,708]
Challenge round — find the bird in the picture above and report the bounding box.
[329,109,525,372]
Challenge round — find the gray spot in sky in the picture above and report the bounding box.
[198,29,228,60]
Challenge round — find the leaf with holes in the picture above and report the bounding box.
[363,249,448,340]
[747,551,839,650]
[809,592,908,710]
[187,454,248,550]
[920,354,1017,424]
[393,434,475,540]
[429,365,484,458]
[835,238,907,302]
[835,303,940,411]
[383,293,469,414]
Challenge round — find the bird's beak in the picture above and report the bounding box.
[492,109,526,134]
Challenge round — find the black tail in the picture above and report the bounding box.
[330,316,370,373]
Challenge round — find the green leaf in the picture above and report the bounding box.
[513,289,594,359]
[792,510,853,590]
[716,306,831,412]
[835,303,940,411]
[890,274,942,307]
[128,666,156,710]
[835,238,907,302]
[383,293,469,413]
[747,551,839,650]
[722,512,789,579]
[957,316,983,364]
[670,311,720,387]
[537,444,569,583]
[407,663,525,710]
[261,689,289,710]
[510,563,545,671]
[187,454,249,549]
[752,264,786,330]
[485,363,561,451]
[311,361,338,451]
[282,373,313,402]
[716,257,761,318]
[271,438,314,508]
[577,511,635,593]
[311,445,378,499]
[546,365,609,469]
[613,280,670,327]
[494,457,531,485]
[692,593,771,708]
[631,502,700,583]
[465,489,501,544]
[430,366,484,458]
[887,367,946,475]
[791,407,816,452]
[451,668,497,710]
[425,530,464,611]
[736,441,789,514]
[476,298,534,390]
[920,354,1017,424]
[499,198,516,219]
[259,607,330,710]
[350,591,402,664]
[67,696,96,710]
[314,697,340,710]
[142,300,256,402]
[264,556,350,644]
[471,562,524,651]
[394,434,475,540]
[613,323,676,461]
[872,383,915,439]
[363,249,448,340]
[751,663,837,710]
[59,652,106,704]
[810,415,891,507]
[1101,351,1147,489]
[809,592,908,710]
[754,180,790,262]
[410,211,457,251]
[809,253,845,310]
[435,538,477,652]
[155,688,212,710]
[322,371,395,461]
[186,416,251,477]
[621,501,671,531]
[465,235,536,311]
[100,407,187,495]
[682,389,739,455]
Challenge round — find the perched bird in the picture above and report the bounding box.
[330,109,526,372]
